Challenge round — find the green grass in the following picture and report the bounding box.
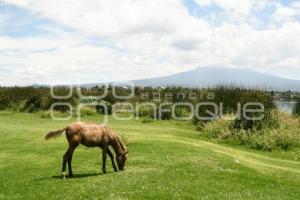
[0,111,300,200]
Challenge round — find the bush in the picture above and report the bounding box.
[195,120,206,131]
[249,128,300,151]
[10,100,26,112]
[22,96,43,112]
[0,96,11,109]
[96,100,112,115]
[40,111,52,118]
[293,101,300,116]
[200,113,300,151]
[201,118,233,140]
[193,87,275,127]
[174,107,193,120]
[141,117,154,123]
[234,109,280,130]
[135,105,156,119]
[79,106,97,116]
[158,104,172,120]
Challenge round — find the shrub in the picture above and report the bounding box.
[136,105,156,119]
[141,117,154,123]
[201,118,233,140]
[96,100,112,115]
[158,103,172,120]
[249,128,300,151]
[193,87,275,127]
[0,96,11,109]
[293,101,300,116]
[234,109,279,130]
[10,100,26,112]
[23,95,47,112]
[195,120,206,131]
[200,113,300,151]
[79,106,97,116]
[40,111,52,118]
[174,107,193,120]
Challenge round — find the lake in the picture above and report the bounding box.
[274,100,297,114]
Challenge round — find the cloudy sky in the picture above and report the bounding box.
[0,0,300,86]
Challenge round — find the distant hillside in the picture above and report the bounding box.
[129,67,300,91]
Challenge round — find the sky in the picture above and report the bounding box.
[0,0,299,86]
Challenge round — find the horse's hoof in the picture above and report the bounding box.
[61,171,66,179]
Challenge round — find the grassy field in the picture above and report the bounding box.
[0,111,300,200]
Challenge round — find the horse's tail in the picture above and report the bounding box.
[44,127,67,140]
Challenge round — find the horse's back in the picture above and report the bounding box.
[67,122,113,147]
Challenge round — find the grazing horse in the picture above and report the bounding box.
[44,122,128,179]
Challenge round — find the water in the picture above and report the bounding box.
[274,100,297,114]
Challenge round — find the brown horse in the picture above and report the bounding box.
[44,122,128,179]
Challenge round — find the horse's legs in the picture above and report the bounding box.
[61,146,76,179]
[68,145,77,177]
[107,148,117,172]
[67,152,73,177]
[62,148,71,179]
[102,146,108,174]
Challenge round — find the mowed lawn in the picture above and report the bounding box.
[0,112,300,200]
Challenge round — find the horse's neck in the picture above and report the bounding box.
[110,137,123,156]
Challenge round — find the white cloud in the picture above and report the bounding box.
[213,0,254,16]
[0,0,300,85]
[194,0,269,20]
[273,1,300,23]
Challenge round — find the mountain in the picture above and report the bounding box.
[130,67,300,91]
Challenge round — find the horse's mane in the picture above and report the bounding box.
[116,136,126,152]
[106,125,126,153]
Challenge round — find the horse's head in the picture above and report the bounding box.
[116,149,128,170]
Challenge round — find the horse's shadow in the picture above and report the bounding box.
[52,172,101,179]
[33,172,113,181]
